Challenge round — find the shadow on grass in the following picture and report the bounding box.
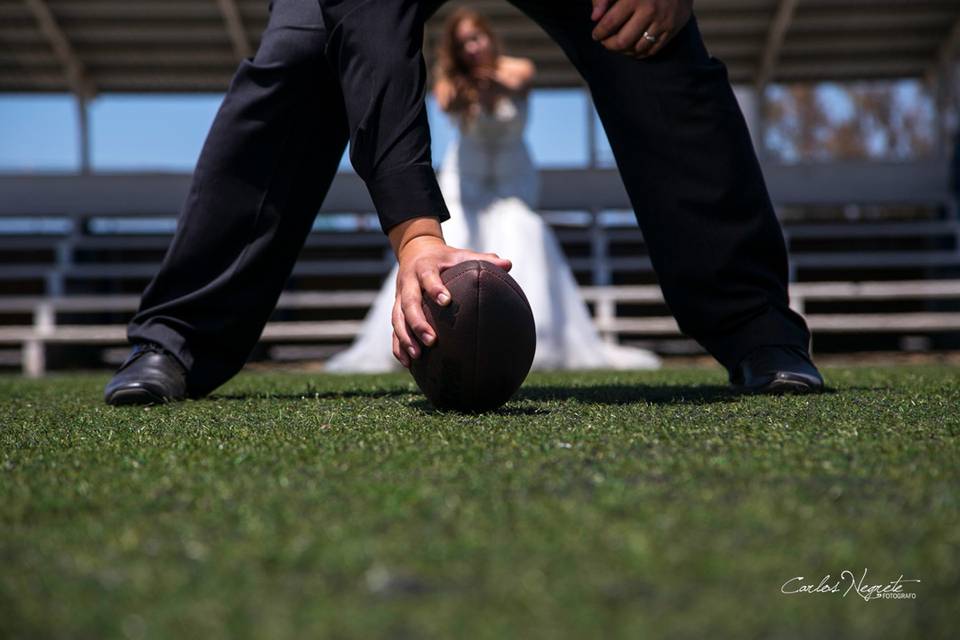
[209,388,412,402]
[516,382,841,407]
[407,399,553,416]
[209,383,842,411]
[518,383,741,406]
[412,383,844,415]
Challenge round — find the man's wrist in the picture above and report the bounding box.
[388,216,446,258]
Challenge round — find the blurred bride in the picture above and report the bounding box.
[326,8,661,373]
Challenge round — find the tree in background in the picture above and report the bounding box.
[764,81,937,163]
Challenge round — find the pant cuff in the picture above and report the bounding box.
[697,303,812,382]
[127,319,194,372]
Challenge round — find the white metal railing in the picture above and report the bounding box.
[4,280,960,377]
[581,280,960,341]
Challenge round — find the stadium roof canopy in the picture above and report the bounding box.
[0,0,959,96]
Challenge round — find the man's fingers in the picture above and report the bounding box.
[630,18,661,58]
[419,267,451,306]
[392,296,418,361]
[437,250,512,273]
[592,0,631,42]
[482,252,512,272]
[590,0,610,22]
[392,329,409,368]
[641,23,675,57]
[635,9,693,58]
[401,285,435,350]
[615,10,654,56]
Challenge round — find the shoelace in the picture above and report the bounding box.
[119,342,175,371]
[134,342,167,355]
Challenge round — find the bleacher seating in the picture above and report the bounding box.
[2,198,959,375]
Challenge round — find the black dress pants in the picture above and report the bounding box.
[128,0,811,396]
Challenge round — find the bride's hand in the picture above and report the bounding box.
[389,220,512,368]
[473,60,534,93]
[472,65,501,92]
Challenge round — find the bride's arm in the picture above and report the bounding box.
[433,76,460,112]
[433,76,474,115]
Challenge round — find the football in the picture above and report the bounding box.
[410,260,536,412]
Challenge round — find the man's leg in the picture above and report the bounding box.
[509,1,811,381]
[125,0,349,397]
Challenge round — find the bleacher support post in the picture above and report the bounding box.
[588,209,616,344]
[25,301,54,377]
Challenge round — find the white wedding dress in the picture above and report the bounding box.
[325,93,661,373]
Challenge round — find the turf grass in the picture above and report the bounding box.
[1,364,958,638]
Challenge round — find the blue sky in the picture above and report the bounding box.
[0,80,936,172]
[0,89,602,173]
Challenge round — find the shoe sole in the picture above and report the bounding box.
[733,374,825,395]
[756,379,822,395]
[105,387,169,406]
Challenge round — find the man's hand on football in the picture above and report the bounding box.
[388,217,512,368]
[590,0,693,59]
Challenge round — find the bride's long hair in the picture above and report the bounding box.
[433,8,503,122]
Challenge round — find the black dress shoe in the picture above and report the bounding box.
[104,342,188,405]
[731,345,824,394]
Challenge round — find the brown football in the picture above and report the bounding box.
[410,260,536,412]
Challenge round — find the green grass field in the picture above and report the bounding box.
[2,364,958,639]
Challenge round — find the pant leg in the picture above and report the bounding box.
[509,1,811,379]
[127,0,349,396]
